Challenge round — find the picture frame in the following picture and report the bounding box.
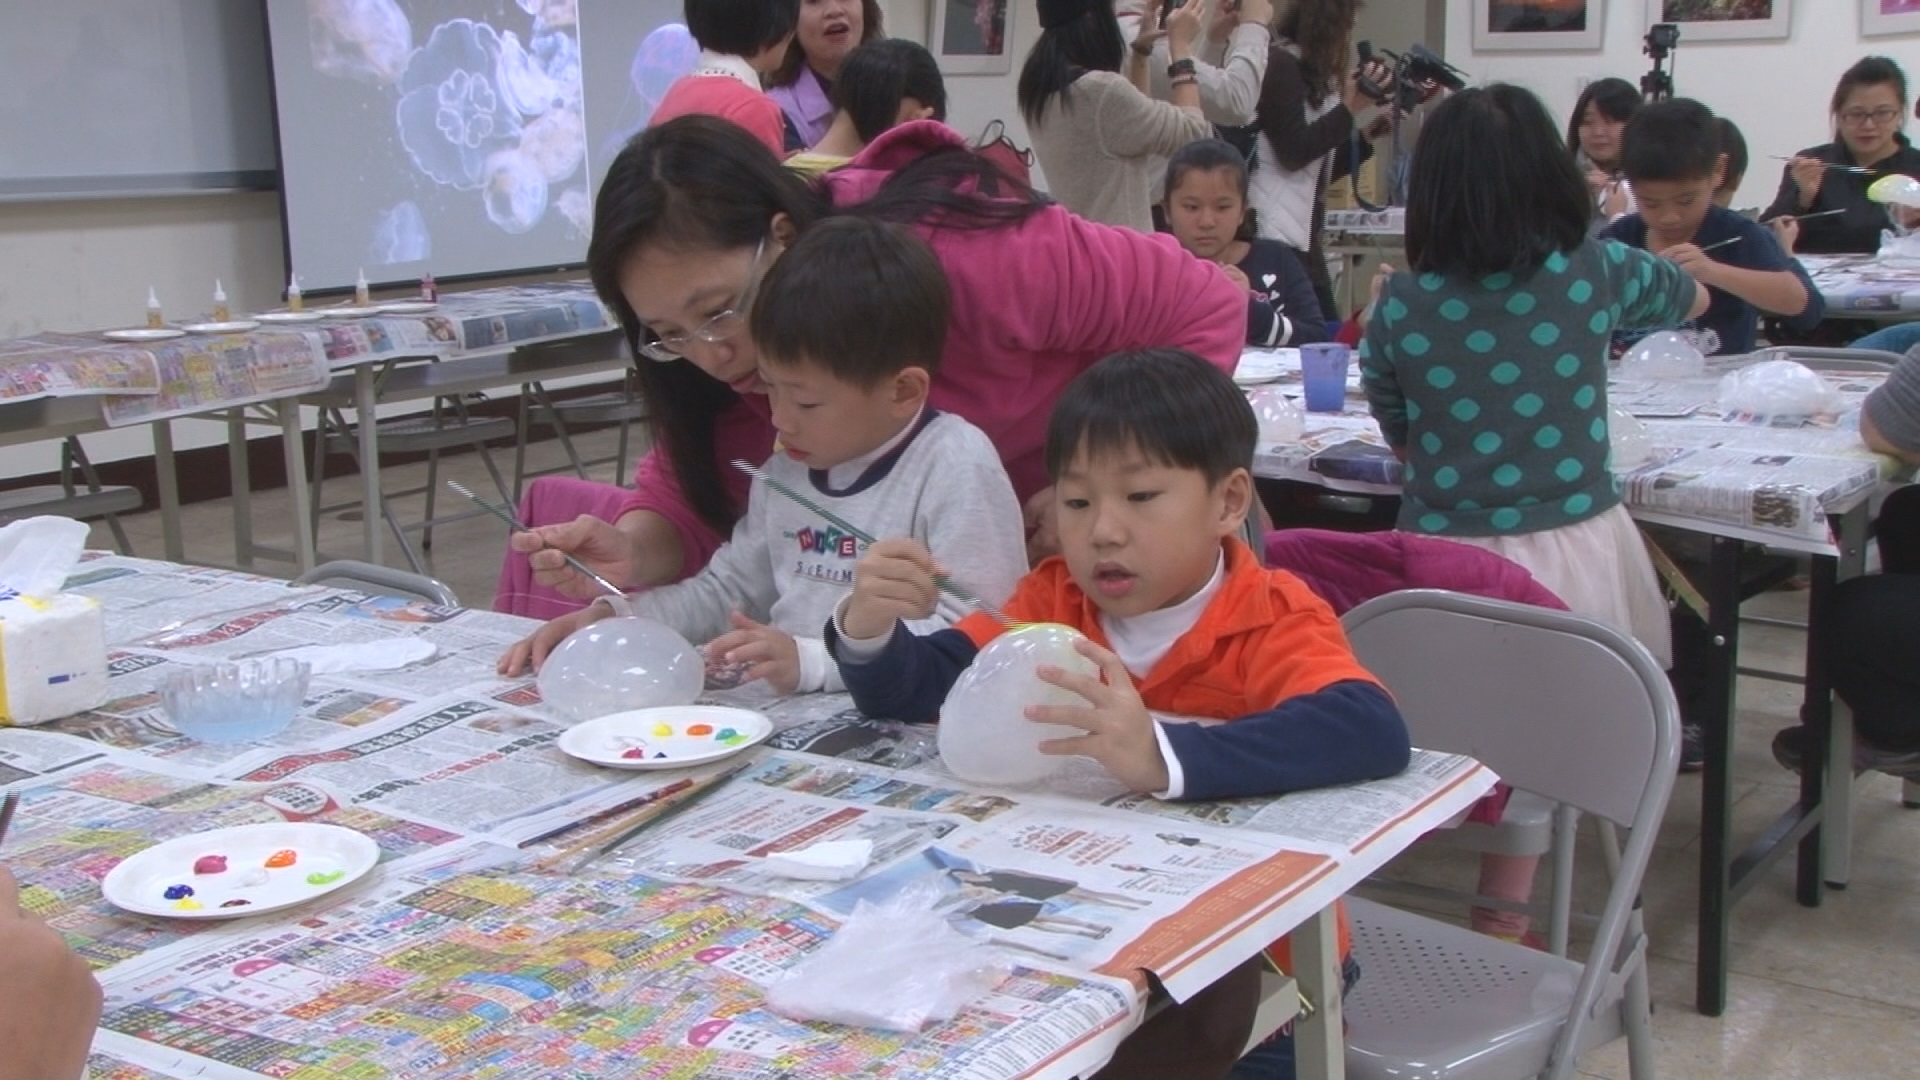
[1862,0,1920,37]
[1472,0,1605,52]
[1648,0,1790,42]
[931,0,1013,75]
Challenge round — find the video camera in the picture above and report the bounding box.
[1355,41,1468,113]
[1641,22,1678,101]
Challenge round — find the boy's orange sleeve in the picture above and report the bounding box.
[1240,575,1385,710]
[956,562,1068,650]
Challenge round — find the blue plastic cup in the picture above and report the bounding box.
[1300,342,1352,413]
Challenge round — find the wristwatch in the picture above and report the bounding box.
[1167,58,1197,79]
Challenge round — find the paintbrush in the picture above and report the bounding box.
[730,460,1011,625]
[0,792,17,849]
[517,776,702,849]
[570,762,749,873]
[1697,236,1744,253]
[445,481,627,601]
[1762,208,1849,223]
[1770,155,1878,176]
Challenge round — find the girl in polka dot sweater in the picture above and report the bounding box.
[1359,83,1709,669]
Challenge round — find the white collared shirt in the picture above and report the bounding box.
[692,50,763,91]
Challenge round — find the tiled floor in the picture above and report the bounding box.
[81,425,1920,1078]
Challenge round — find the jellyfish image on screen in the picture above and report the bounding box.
[483,151,549,233]
[601,23,699,158]
[307,0,413,84]
[396,20,525,191]
[368,201,430,266]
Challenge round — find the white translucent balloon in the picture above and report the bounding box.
[1716,357,1839,421]
[1869,174,1920,209]
[939,623,1099,786]
[1619,331,1704,381]
[1608,405,1656,471]
[538,615,704,724]
[1248,386,1304,444]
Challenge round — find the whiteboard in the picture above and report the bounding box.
[0,0,277,200]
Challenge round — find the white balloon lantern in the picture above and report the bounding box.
[938,623,1099,786]
[1248,386,1304,444]
[538,615,704,724]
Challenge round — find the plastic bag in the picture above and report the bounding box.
[1716,356,1839,422]
[1607,406,1656,471]
[1248,386,1304,444]
[766,884,1010,1032]
[1620,331,1705,381]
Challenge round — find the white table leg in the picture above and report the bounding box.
[353,365,383,565]
[153,420,184,563]
[1293,905,1345,1080]
[280,403,317,573]
[227,412,254,567]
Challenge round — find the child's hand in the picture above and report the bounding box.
[498,602,613,676]
[1769,216,1800,254]
[1660,243,1720,284]
[1368,262,1395,309]
[845,539,942,641]
[707,612,801,694]
[1028,639,1171,794]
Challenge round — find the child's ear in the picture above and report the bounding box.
[1711,152,1728,191]
[1212,468,1253,538]
[890,366,932,415]
[770,212,800,250]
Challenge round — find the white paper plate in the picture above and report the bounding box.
[101,822,379,920]
[182,320,260,334]
[104,328,186,342]
[558,705,772,770]
[324,306,384,318]
[377,301,437,314]
[256,311,325,324]
[1235,347,1299,386]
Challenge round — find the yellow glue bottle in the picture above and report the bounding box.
[354,269,371,308]
[286,274,303,313]
[145,287,164,330]
[211,280,231,324]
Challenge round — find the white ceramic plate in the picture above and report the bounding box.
[103,328,186,342]
[101,822,379,920]
[377,301,437,314]
[256,311,325,324]
[1234,348,1299,386]
[324,306,384,318]
[182,320,260,334]
[558,705,772,771]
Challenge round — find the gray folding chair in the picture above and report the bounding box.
[293,560,460,607]
[1339,590,1678,1080]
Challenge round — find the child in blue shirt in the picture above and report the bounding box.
[1602,99,1820,355]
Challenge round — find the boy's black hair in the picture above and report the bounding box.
[1832,55,1909,116]
[1405,84,1591,278]
[836,39,947,144]
[749,217,948,385]
[1714,116,1748,194]
[685,0,799,58]
[1163,139,1250,202]
[1620,98,1722,184]
[1045,349,1256,484]
[1565,77,1641,158]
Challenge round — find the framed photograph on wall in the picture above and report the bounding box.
[1863,0,1920,36]
[931,0,1013,75]
[1473,0,1605,52]
[1649,0,1790,41]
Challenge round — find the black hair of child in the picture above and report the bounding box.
[686,0,800,58]
[749,216,950,385]
[1046,349,1256,484]
[1620,98,1722,184]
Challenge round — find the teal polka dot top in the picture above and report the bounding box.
[1358,240,1696,537]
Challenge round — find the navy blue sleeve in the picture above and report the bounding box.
[1247,294,1281,347]
[1159,681,1410,801]
[1240,241,1329,346]
[1781,257,1827,332]
[826,622,980,723]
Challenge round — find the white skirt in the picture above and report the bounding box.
[1437,504,1673,670]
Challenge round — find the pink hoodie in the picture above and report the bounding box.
[615,121,1244,583]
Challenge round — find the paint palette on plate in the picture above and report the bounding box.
[100,822,379,920]
[558,705,772,770]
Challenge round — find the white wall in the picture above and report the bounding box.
[1442,1,1916,211]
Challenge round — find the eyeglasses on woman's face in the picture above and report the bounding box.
[638,238,769,363]
[1840,106,1902,128]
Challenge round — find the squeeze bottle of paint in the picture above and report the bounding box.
[420,272,437,303]
[211,280,231,324]
[286,274,303,312]
[354,269,371,308]
[145,287,164,329]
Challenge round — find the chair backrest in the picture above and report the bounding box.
[294,560,460,607]
[1778,346,1901,372]
[1341,589,1677,828]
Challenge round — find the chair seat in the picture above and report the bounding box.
[0,484,142,522]
[535,391,649,425]
[325,414,515,455]
[1433,790,1557,857]
[1345,898,1616,1080]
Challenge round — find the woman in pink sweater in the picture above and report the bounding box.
[497,115,1243,613]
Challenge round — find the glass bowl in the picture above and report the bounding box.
[160,658,312,743]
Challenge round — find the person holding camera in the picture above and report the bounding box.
[1019,0,1213,231]
[1118,0,1275,136]
[1240,0,1386,318]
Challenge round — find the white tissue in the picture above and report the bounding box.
[268,638,437,674]
[0,516,107,726]
[762,839,875,881]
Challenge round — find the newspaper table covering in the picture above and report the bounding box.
[0,554,1494,1080]
[1248,349,1900,549]
[1800,252,1920,316]
[0,333,161,403]
[293,282,613,369]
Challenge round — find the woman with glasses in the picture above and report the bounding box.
[495,114,1243,623]
[1764,56,1920,255]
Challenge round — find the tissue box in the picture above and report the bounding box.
[0,592,108,726]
